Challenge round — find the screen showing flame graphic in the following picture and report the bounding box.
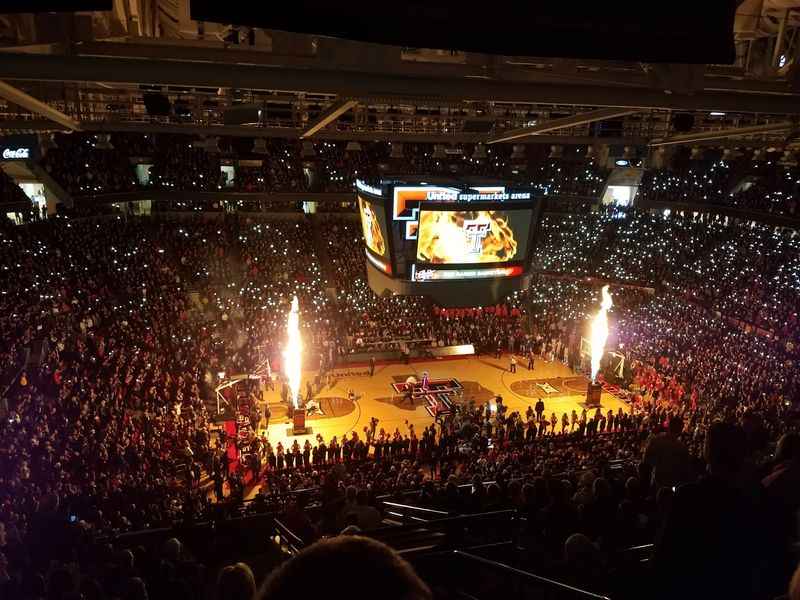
[358,196,386,257]
[416,210,524,264]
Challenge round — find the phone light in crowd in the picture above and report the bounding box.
[283,295,302,409]
[589,285,613,383]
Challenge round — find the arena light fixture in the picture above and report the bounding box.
[205,137,220,153]
[39,133,58,151]
[94,134,114,150]
[779,149,798,167]
[622,146,636,160]
[301,141,316,158]
[721,148,743,161]
[252,138,268,154]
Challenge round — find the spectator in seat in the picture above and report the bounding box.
[763,432,800,523]
[339,489,382,531]
[559,533,608,595]
[790,561,800,600]
[642,415,690,491]
[653,422,767,599]
[539,478,579,553]
[217,562,257,600]
[284,494,318,546]
[762,433,800,595]
[257,537,431,600]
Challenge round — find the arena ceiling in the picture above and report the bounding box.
[1,1,800,149]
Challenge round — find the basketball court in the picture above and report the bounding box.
[255,354,630,450]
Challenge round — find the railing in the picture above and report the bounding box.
[439,550,611,600]
[618,543,654,565]
[274,518,306,555]
[381,501,450,525]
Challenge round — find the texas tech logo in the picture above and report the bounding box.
[463,220,491,254]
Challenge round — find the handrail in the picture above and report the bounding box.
[273,518,305,554]
[619,543,655,564]
[382,501,450,516]
[623,543,654,553]
[382,500,451,525]
[372,510,516,534]
[452,550,612,600]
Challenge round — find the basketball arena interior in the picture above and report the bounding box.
[1,2,800,599]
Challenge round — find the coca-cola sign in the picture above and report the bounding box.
[2,147,30,160]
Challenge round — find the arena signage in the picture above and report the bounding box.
[456,192,531,201]
[411,264,523,281]
[424,190,531,202]
[2,147,30,160]
[0,135,39,161]
[355,179,383,196]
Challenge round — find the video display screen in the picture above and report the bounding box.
[415,208,532,264]
[358,195,389,258]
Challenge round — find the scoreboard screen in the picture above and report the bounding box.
[356,178,542,306]
[357,194,392,274]
[415,207,533,265]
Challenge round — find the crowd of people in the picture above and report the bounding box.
[536,206,800,347]
[40,133,611,199]
[34,133,800,225]
[638,154,800,217]
[1,164,800,598]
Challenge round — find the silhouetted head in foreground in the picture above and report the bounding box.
[258,536,431,600]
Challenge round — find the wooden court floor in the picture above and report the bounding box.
[257,354,629,450]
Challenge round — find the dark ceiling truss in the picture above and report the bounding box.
[0,40,799,148]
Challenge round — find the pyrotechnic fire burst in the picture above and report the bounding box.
[589,285,613,383]
[283,295,302,409]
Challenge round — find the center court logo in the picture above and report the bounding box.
[463,220,491,254]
